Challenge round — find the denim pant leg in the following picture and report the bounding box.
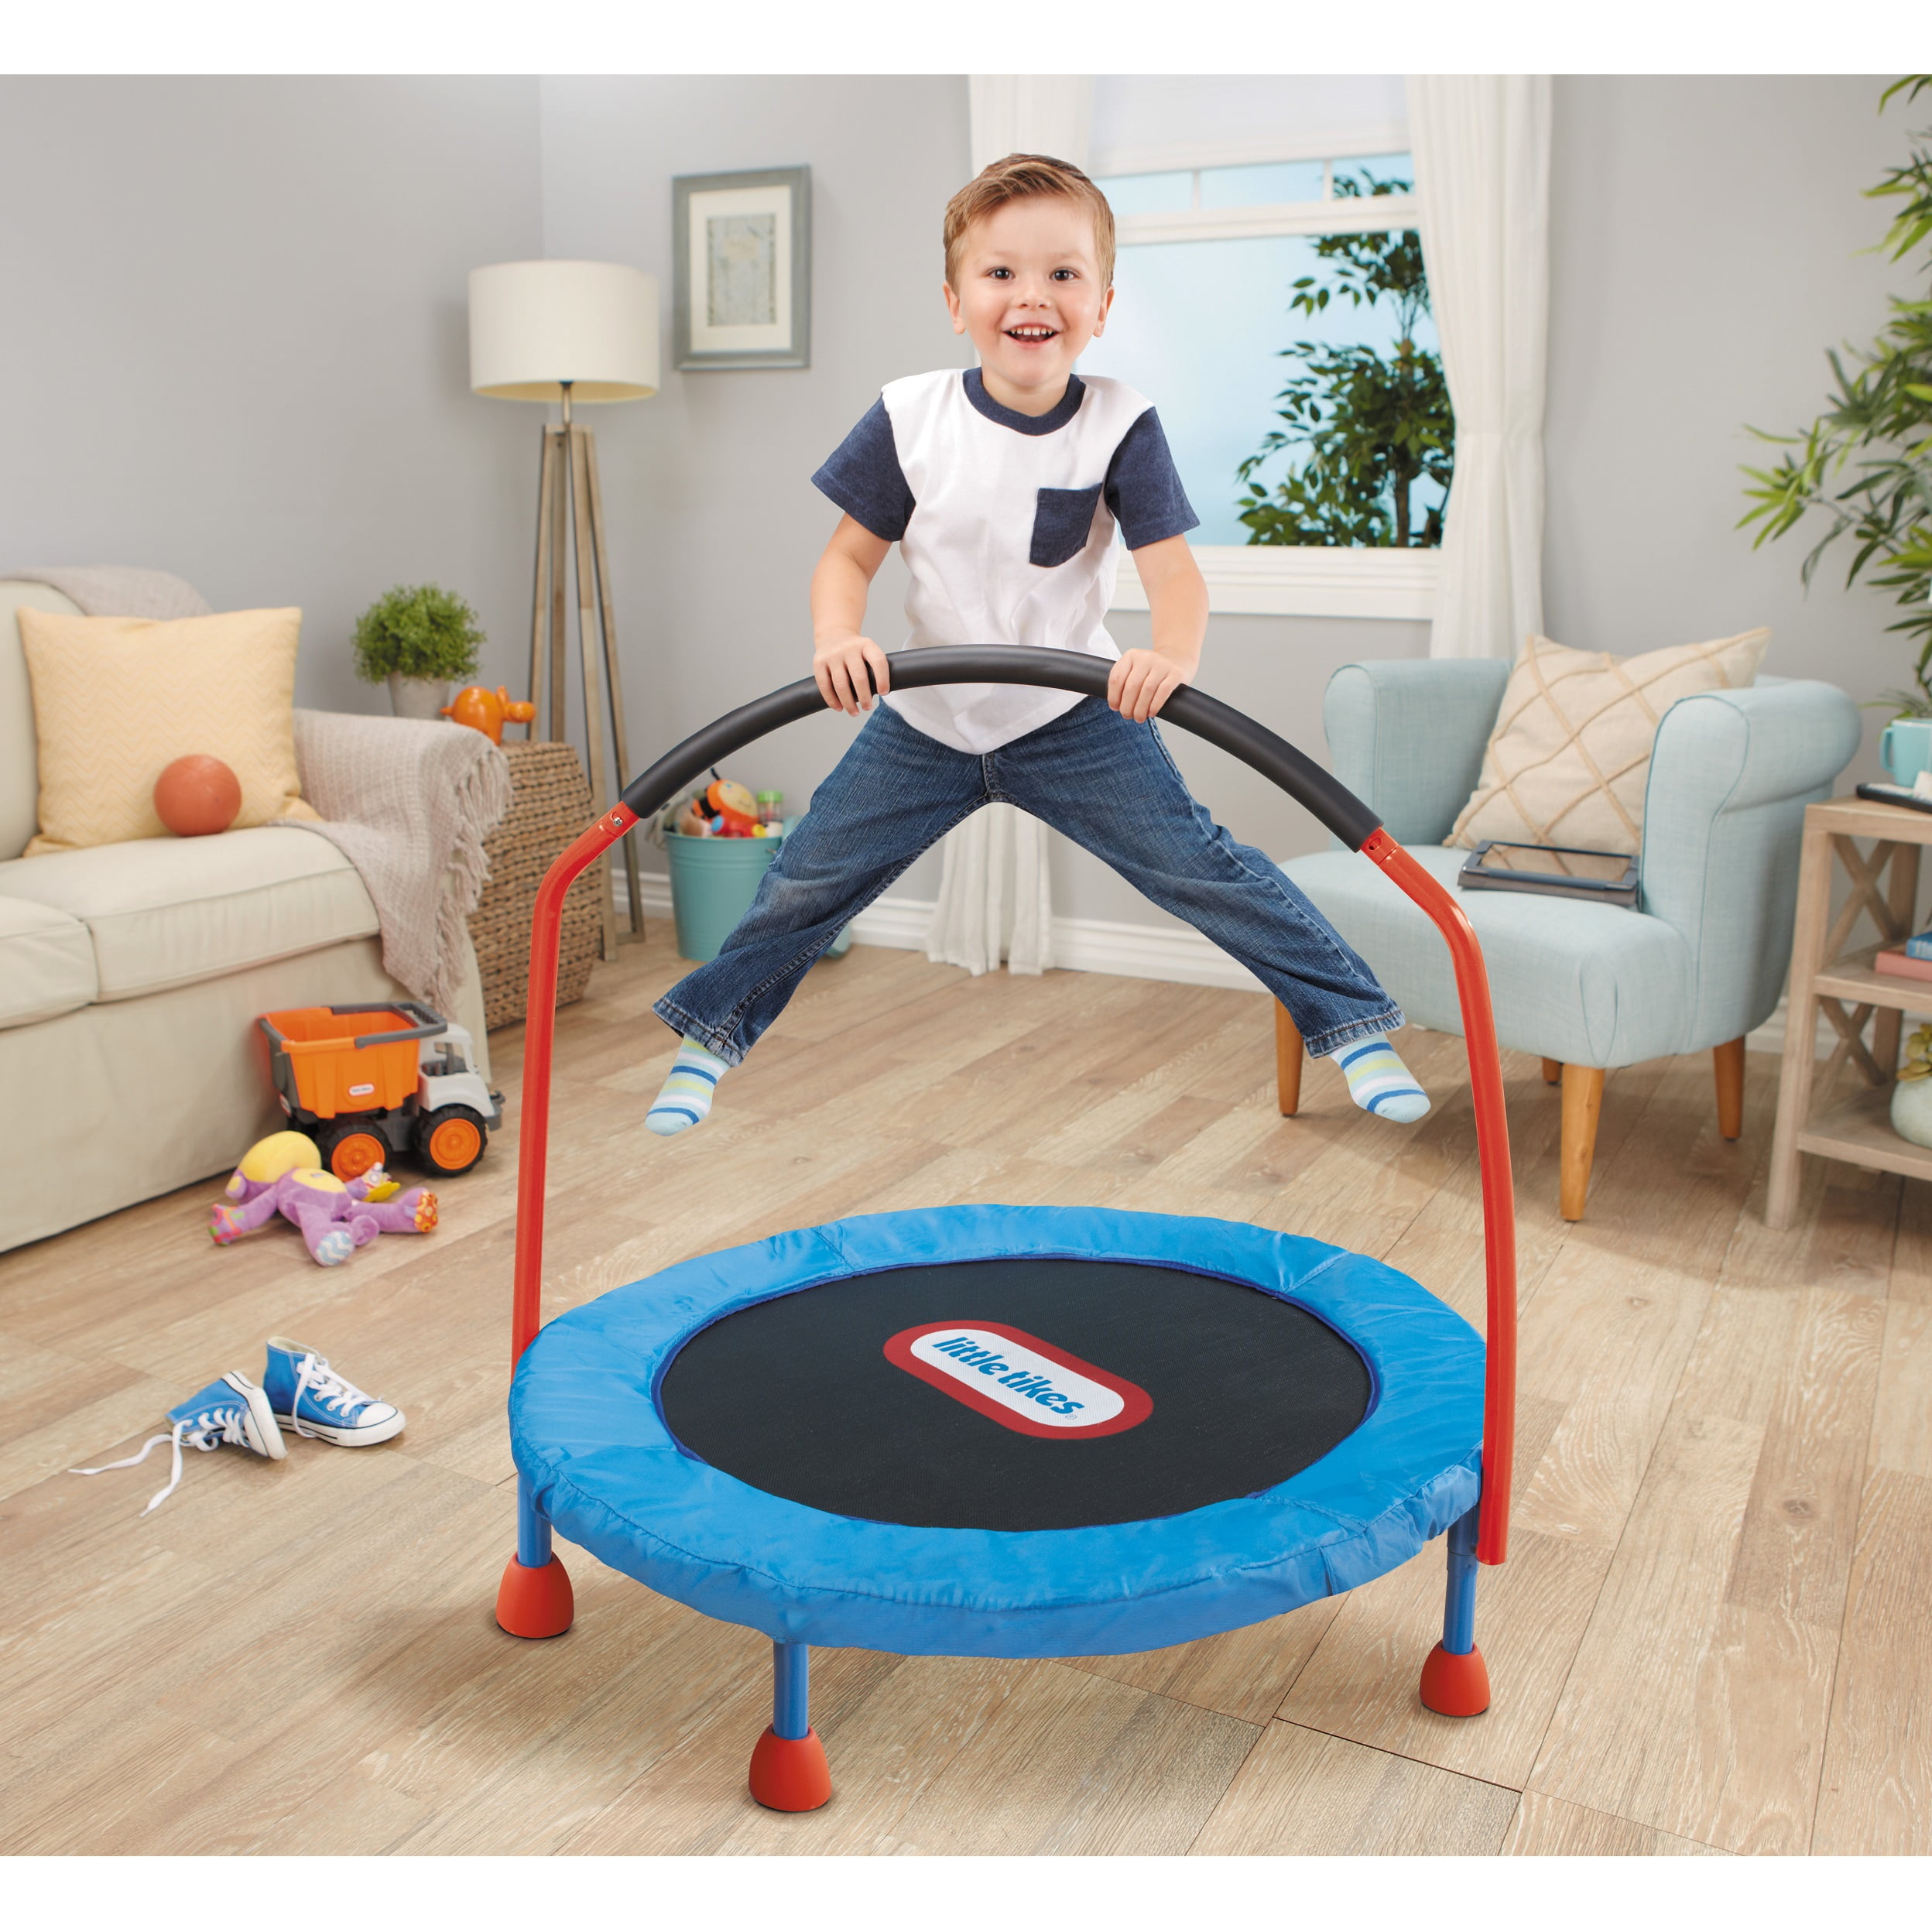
[997,699,1403,1056]
[654,704,988,1063]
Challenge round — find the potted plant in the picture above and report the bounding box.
[352,584,485,719]
[1741,78,1932,731]
[1894,1022,1932,1146]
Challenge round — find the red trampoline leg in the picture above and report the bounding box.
[750,1641,832,1811]
[496,1475,575,1639]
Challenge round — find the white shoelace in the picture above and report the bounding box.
[70,1407,252,1516]
[286,1352,375,1439]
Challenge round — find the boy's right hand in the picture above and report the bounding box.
[813,632,892,715]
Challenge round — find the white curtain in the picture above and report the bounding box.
[923,77,1094,978]
[1406,76,1552,662]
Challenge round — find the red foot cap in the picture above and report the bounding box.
[1420,1642,1490,1717]
[748,1725,832,1812]
[495,1553,575,1638]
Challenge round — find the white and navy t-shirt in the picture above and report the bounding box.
[812,368,1198,754]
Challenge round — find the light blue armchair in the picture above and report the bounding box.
[1275,659,1862,1219]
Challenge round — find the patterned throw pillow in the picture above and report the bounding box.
[1447,629,1772,856]
[19,606,319,854]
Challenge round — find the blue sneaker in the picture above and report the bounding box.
[262,1337,406,1447]
[71,1372,285,1516]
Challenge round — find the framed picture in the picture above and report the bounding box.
[673,166,810,371]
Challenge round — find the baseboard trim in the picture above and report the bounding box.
[624,872,1850,1055]
[625,874,1262,990]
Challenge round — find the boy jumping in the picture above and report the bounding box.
[646,153,1426,1136]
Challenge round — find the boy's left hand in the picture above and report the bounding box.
[1107,648,1194,722]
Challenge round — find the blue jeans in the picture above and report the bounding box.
[655,697,1403,1064]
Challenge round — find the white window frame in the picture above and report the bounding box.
[1096,125,1439,624]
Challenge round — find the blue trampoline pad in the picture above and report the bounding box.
[509,1204,1484,1658]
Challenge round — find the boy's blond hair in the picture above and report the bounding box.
[943,153,1116,290]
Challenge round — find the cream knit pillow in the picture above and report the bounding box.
[1447,629,1771,856]
[19,606,319,855]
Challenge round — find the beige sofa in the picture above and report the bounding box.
[0,579,492,1252]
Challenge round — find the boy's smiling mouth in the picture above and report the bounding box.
[1006,324,1059,342]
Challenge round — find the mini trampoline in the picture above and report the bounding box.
[498,647,1516,1814]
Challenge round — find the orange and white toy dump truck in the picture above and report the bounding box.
[258,1001,502,1180]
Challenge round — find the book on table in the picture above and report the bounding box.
[1875,926,1932,979]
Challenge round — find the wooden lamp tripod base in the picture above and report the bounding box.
[528,383,643,959]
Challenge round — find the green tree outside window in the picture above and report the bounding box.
[1235,173,1454,548]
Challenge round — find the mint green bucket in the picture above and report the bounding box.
[664,832,783,962]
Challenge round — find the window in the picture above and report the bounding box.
[1080,77,1444,620]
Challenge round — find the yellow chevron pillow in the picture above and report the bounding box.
[19,606,319,855]
[1447,629,1771,857]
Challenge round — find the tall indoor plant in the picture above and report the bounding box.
[1741,77,1932,714]
[352,584,485,719]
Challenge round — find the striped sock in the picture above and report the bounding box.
[646,1036,731,1136]
[1327,1034,1430,1123]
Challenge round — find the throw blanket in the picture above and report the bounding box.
[290,711,512,1018]
[2,565,214,619]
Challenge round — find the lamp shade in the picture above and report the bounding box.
[468,260,659,402]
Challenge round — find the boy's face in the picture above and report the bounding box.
[943,194,1113,410]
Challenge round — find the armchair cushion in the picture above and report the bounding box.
[1283,844,1694,1067]
[1447,629,1769,855]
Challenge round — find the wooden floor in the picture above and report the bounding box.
[2,934,1928,1857]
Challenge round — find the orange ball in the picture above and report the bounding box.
[153,755,242,838]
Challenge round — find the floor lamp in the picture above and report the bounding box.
[469,259,659,958]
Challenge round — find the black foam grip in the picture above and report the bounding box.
[618,646,1382,851]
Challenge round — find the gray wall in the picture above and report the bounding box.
[1546,75,1909,786]
[0,77,543,714]
[534,75,969,905]
[2,74,1912,927]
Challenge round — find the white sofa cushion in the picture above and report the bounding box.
[0,895,97,1029]
[0,824,378,1001]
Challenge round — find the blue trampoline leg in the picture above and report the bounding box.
[517,1475,552,1569]
[495,1474,575,1638]
[749,1640,832,1812]
[1443,1506,1478,1654]
[773,1641,810,1739]
[1420,1505,1491,1716]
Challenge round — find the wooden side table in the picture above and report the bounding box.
[1766,795,1929,1229]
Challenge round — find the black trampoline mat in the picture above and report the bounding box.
[657,1256,1372,1531]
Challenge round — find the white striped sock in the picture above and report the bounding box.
[646,1036,731,1136]
[1327,1035,1430,1123]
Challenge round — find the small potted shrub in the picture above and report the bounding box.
[1894,1023,1932,1148]
[353,584,485,719]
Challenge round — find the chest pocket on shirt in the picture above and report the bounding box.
[1029,484,1105,568]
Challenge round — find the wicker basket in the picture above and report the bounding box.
[470,739,605,1033]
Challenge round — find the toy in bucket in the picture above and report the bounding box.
[259,1001,502,1180]
[656,772,853,963]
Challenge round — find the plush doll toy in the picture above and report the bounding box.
[209,1130,438,1266]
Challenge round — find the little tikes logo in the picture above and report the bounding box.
[883,1321,1153,1439]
